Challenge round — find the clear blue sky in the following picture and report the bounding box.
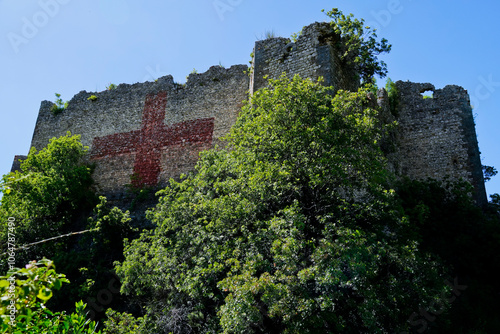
[1,0,499,198]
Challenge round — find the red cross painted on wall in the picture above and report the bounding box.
[90,91,214,187]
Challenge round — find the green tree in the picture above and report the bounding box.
[0,132,96,270]
[482,165,497,182]
[116,75,448,333]
[103,309,146,334]
[397,179,500,332]
[57,196,137,321]
[0,132,139,323]
[323,8,392,84]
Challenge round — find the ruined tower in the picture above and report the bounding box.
[392,82,486,205]
[249,22,487,205]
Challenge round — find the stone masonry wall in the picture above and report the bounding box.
[10,155,27,173]
[16,21,486,205]
[393,81,487,205]
[29,65,248,195]
[250,22,358,94]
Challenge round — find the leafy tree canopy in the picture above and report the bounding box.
[0,132,95,255]
[116,75,448,333]
[323,8,392,84]
[0,133,124,320]
[482,164,498,182]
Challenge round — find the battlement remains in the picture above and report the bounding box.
[250,22,359,94]
[29,65,249,195]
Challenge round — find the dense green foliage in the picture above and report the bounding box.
[1,8,498,333]
[116,75,449,333]
[397,179,500,332]
[323,8,391,83]
[384,77,399,117]
[0,132,96,268]
[103,309,146,334]
[56,196,136,316]
[0,133,133,324]
[0,259,101,333]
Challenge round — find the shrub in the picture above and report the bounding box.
[50,93,68,115]
[0,259,101,333]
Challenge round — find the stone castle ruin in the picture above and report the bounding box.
[12,22,487,205]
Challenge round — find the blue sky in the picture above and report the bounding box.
[1,0,499,198]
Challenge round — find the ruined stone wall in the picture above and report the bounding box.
[10,155,27,173]
[393,81,487,205]
[16,21,486,204]
[250,22,358,94]
[29,65,248,195]
[249,22,486,204]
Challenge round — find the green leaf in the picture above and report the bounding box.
[37,287,53,301]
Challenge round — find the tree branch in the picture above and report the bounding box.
[1,229,98,256]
